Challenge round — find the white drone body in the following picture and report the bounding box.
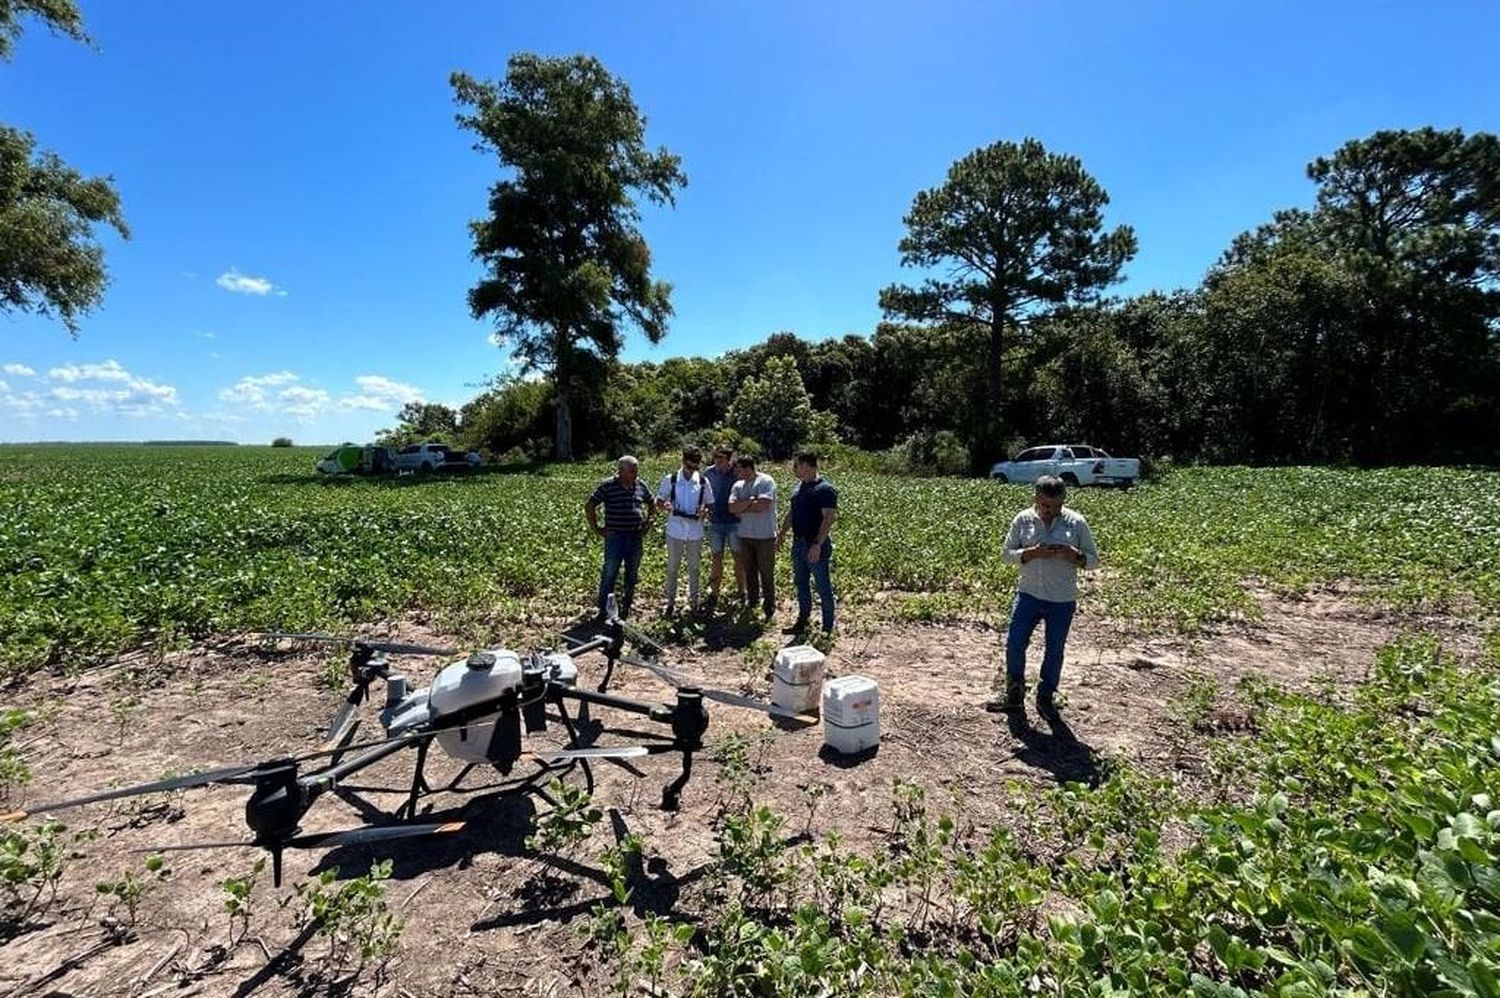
[378,649,580,763]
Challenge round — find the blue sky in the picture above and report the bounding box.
[3,1,1496,443]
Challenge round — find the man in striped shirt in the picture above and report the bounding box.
[585,455,655,618]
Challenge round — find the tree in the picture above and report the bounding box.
[378,401,459,447]
[1206,127,1500,463]
[879,138,1136,455]
[452,54,686,460]
[0,1,89,60]
[1,2,127,336]
[724,355,836,459]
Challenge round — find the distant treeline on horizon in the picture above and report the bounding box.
[0,440,242,447]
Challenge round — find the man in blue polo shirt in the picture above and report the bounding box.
[584,455,654,618]
[776,451,838,634]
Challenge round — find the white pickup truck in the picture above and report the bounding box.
[989,444,1140,488]
[393,442,481,474]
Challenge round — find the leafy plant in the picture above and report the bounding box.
[527,778,603,855]
[287,859,403,972]
[95,853,168,931]
[220,856,265,947]
[0,820,69,924]
[0,709,35,798]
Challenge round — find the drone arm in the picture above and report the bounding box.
[565,635,611,658]
[552,685,674,724]
[303,730,424,792]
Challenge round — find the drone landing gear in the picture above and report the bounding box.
[662,750,694,811]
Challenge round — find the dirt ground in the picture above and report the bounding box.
[0,585,1488,997]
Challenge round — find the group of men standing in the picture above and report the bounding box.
[585,450,1103,719]
[584,447,840,635]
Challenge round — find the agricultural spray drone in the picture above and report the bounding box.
[1,599,809,885]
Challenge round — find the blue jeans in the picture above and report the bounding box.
[791,538,835,632]
[598,531,644,616]
[1006,592,1076,698]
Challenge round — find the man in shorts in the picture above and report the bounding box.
[702,445,745,605]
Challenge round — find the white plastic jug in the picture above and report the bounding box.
[772,645,825,715]
[822,675,880,755]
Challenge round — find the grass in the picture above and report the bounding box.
[1,444,1497,675]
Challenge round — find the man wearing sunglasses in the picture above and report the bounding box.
[655,446,716,616]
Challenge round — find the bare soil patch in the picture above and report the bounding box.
[0,586,1486,996]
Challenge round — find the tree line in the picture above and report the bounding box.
[396,71,1499,469]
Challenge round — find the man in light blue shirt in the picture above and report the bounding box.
[987,475,1100,716]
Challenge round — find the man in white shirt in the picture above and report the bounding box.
[987,475,1100,717]
[726,455,778,620]
[655,446,715,616]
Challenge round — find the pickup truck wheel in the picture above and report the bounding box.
[1119,478,1135,490]
[1060,473,1080,487]
[991,473,1008,484]
[420,461,433,473]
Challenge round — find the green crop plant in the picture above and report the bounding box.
[219,856,265,947]
[527,778,603,855]
[95,853,168,932]
[0,709,35,798]
[287,859,403,974]
[1,820,69,925]
[3,448,1496,675]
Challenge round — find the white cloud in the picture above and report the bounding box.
[2,363,36,377]
[0,379,42,417]
[338,374,424,412]
[219,371,300,408]
[218,371,335,423]
[42,359,179,415]
[48,359,134,383]
[278,385,331,420]
[46,407,79,420]
[194,330,217,340]
[216,269,287,297]
[218,371,430,424]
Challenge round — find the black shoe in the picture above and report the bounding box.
[984,679,1025,713]
[782,618,809,635]
[1036,692,1059,718]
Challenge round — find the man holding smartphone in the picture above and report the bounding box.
[988,475,1099,716]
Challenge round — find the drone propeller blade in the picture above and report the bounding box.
[135,821,466,855]
[0,762,283,822]
[361,640,456,657]
[618,653,815,723]
[286,821,466,850]
[532,745,654,764]
[618,652,690,687]
[137,839,258,853]
[616,620,667,656]
[259,630,342,643]
[323,684,367,748]
[699,688,817,723]
[257,632,455,656]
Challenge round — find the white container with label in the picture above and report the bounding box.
[822,675,880,755]
[772,645,826,715]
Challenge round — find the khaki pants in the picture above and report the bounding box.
[664,536,702,610]
[739,536,776,615]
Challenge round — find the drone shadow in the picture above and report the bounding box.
[470,807,712,933]
[313,792,538,882]
[1004,710,1101,786]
